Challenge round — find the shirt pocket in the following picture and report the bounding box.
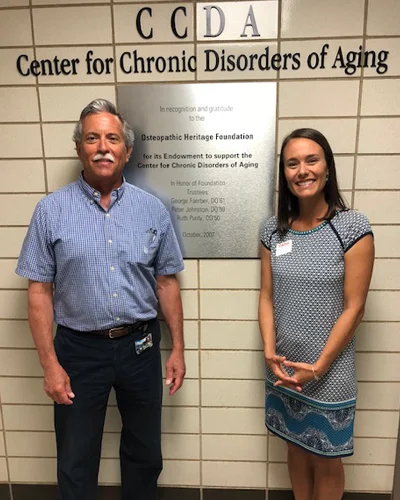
[119,231,159,266]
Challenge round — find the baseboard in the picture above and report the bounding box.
[268,491,390,500]
[5,484,391,500]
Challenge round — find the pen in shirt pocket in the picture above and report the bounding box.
[147,228,158,243]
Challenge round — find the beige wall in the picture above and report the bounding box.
[0,0,399,494]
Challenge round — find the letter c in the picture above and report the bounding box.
[120,52,132,74]
[171,7,187,39]
[136,7,153,40]
[16,54,30,76]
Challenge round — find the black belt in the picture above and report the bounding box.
[90,321,148,339]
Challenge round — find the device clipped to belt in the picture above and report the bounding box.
[134,333,153,355]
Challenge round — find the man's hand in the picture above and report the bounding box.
[43,361,75,405]
[165,349,185,396]
[266,354,302,392]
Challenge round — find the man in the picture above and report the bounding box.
[16,99,185,500]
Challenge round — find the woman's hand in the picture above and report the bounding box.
[273,360,319,388]
[266,354,303,392]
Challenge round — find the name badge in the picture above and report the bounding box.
[135,333,153,355]
[276,240,292,256]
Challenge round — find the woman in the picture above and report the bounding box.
[259,128,374,499]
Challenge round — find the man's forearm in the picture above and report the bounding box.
[156,274,184,350]
[157,274,185,395]
[28,281,74,404]
[28,280,57,369]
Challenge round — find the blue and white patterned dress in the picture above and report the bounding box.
[261,210,373,457]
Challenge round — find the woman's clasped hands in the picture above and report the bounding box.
[266,355,320,392]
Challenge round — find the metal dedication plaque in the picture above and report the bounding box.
[118,83,276,258]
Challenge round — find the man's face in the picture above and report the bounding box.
[76,112,132,187]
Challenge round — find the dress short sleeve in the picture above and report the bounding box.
[260,216,278,251]
[332,210,373,252]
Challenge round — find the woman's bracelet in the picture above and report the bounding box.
[311,364,321,381]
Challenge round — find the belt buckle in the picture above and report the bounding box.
[108,326,125,339]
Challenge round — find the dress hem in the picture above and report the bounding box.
[265,423,354,459]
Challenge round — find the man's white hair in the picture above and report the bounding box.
[72,99,134,149]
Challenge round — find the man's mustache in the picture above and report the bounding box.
[93,153,115,162]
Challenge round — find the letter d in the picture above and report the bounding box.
[204,49,219,72]
[203,6,225,38]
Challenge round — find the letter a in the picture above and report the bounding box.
[241,5,260,38]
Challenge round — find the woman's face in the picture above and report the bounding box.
[283,138,328,201]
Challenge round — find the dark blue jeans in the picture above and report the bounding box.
[54,319,162,500]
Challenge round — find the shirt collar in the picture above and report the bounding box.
[78,172,126,203]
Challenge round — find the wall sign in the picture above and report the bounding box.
[13,2,391,79]
[119,83,276,258]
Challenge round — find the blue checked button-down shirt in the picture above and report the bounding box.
[16,175,184,331]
